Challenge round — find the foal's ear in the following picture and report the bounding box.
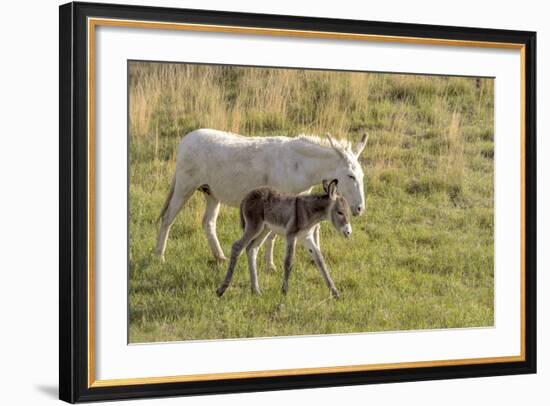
[328,179,338,200]
[354,132,369,157]
[322,179,330,193]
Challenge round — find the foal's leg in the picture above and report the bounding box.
[216,221,263,297]
[202,193,227,262]
[301,234,340,298]
[281,236,297,295]
[155,181,196,261]
[246,227,271,294]
[263,232,277,272]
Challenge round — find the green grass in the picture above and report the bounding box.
[128,63,494,343]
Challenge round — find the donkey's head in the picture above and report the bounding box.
[324,179,352,238]
[325,133,368,217]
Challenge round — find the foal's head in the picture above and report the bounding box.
[323,179,352,238]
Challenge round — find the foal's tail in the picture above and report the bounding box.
[239,200,245,229]
[158,174,176,222]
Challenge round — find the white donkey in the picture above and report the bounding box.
[155,129,367,266]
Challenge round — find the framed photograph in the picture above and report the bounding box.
[59,1,536,403]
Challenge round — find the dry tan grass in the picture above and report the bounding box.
[439,111,465,189]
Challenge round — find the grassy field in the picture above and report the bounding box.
[128,62,494,343]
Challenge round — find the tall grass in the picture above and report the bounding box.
[128,62,494,343]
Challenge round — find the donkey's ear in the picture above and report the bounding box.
[328,179,338,200]
[322,179,330,193]
[325,133,347,160]
[354,132,369,157]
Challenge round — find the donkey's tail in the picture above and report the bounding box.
[158,174,176,222]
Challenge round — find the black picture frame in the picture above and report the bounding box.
[59,1,537,403]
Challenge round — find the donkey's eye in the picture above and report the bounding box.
[348,175,356,181]
[337,211,344,216]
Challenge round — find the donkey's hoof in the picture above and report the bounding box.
[216,287,226,297]
[252,288,262,295]
[215,255,228,263]
[331,289,341,299]
[266,264,277,273]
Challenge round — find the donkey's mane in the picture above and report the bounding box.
[294,134,353,157]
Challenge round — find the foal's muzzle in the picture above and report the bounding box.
[342,224,352,238]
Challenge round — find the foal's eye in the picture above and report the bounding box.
[348,175,356,181]
[337,211,344,216]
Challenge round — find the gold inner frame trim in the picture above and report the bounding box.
[87,17,527,388]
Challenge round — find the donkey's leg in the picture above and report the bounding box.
[155,182,196,261]
[202,193,227,262]
[301,234,340,298]
[263,232,277,272]
[307,224,321,265]
[246,227,271,294]
[216,222,264,297]
[281,236,297,295]
[314,224,321,252]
